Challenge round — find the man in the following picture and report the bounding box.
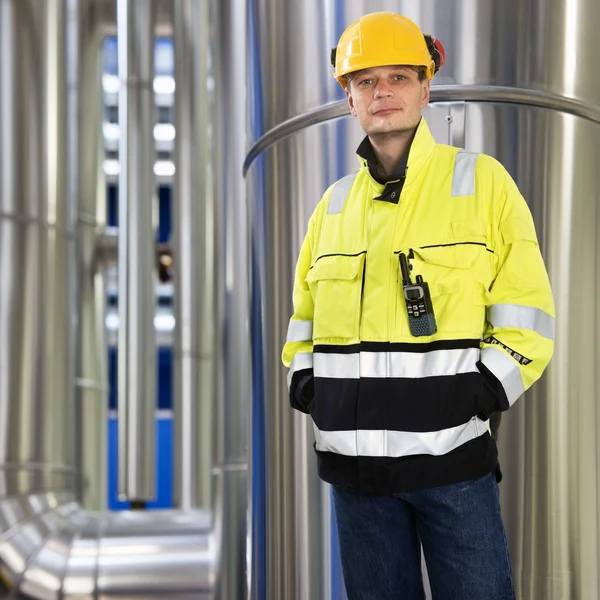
[281,12,554,600]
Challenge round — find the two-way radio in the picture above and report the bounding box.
[399,252,437,337]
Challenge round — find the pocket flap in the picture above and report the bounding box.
[412,247,476,270]
[499,217,538,245]
[306,253,365,282]
[430,280,461,296]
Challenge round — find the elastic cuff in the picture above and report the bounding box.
[290,371,314,414]
[477,360,510,413]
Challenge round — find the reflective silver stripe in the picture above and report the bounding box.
[480,346,525,406]
[313,347,479,379]
[488,304,555,340]
[313,417,488,458]
[451,151,478,196]
[287,352,313,390]
[314,352,360,379]
[286,319,313,343]
[327,172,357,214]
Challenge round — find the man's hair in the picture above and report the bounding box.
[345,65,428,89]
[414,66,428,81]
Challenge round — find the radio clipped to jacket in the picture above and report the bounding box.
[399,252,437,337]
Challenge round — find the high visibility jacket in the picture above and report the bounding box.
[282,118,555,495]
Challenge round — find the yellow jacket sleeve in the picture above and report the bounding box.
[477,178,555,414]
[281,215,316,413]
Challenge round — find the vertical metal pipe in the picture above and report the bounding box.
[1,0,76,492]
[42,0,74,489]
[0,0,24,474]
[117,0,157,501]
[210,3,249,598]
[72,0,109,510]
[246,2,339,597]
[172,0,214,511]
[67,0,83,502]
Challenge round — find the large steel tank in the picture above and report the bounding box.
[245,1,600,599]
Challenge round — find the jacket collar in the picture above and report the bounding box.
[356,136,408,185]
[356,117,436,190]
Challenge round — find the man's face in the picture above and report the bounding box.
[345,65,430,137]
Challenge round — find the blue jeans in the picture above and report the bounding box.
[332,472,515,600]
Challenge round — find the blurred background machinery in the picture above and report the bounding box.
[0,0,599,598]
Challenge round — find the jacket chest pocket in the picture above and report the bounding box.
[306,253,365,341]
[394,245,491,339]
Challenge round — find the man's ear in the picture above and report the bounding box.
[420,79,431,108]
[347,88,358,117]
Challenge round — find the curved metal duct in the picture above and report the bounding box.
[246,1,600,599]
[0,496,214,598]
[0,0,219,597]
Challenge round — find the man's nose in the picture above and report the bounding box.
[374,79,393,98]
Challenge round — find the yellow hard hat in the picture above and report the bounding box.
[332,12,436,89]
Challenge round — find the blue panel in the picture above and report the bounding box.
[157,347,173,410]
[104,37,173,77]
[108,348,172,410]
[107,184,118,227]
[103,37,118,75]
[107,416,173,510]
[157,186,172,243]
[107,351,173,509]
[247,0,267,597]
[155,38,174,76]
[108,347,117,410]
[107,184,172,242]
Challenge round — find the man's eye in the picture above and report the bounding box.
[393,75,407,81]
[358,78,374,86]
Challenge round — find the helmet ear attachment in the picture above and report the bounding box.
[424,34,446,74]
[331,46,337,68]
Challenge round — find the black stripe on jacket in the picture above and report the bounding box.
[316,435,499,495]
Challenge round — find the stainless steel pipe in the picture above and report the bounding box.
[210,4,250,599]
[245,1,600,599]
[72,0,110,511]
[172,0,214,511]
[0,1,218,597]
[116,0,157,502]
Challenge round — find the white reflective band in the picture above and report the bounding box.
[314,353,360,379]
[451,151,478,197]
[313,347,479,379]
[480,346,525,406]
[287,352,314,390]
[328,172,357,214]
[488,304,555,340]
[286,319,313,343]
[313,417,489,458]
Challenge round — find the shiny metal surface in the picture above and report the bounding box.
[116,0,157,502]
[246,1,600,599]
[0,490,215,598]
[172,0,214,511]
[98,0,174,37]
[0,1,217,598]
[96,509,214,597]
[210,2,249,598]
[484,104,600,600]
[243,85,600,175]
[72,0,109,511]
[0,0,76,497]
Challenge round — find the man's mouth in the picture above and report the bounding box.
[372,108,398,116]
